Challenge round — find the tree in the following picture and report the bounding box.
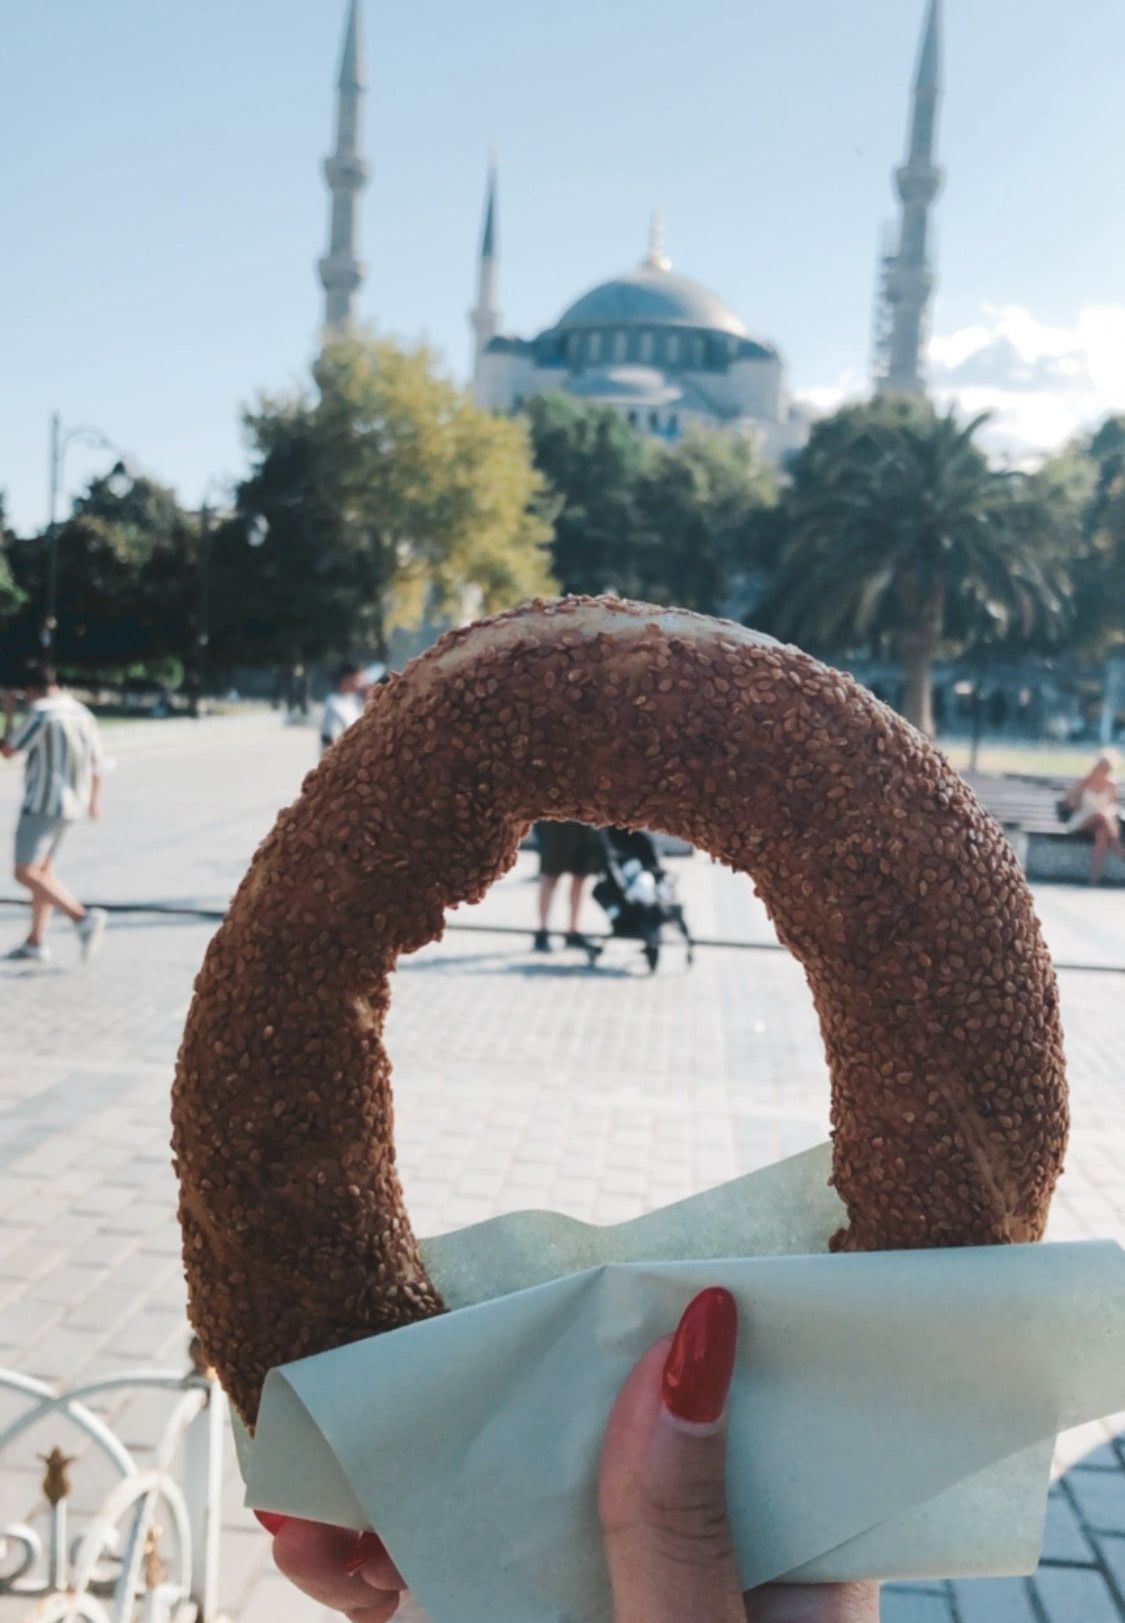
[0,496,25,634]
[524,396,647,597]
[635,432,777,616]
[4,474,195,681]
[1073,417,1125,660]
[220,333,554,673]
[762,399,1074,734]
[524,396,776,613]
[209,399,367,676]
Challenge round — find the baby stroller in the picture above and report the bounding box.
[592,828,695,973]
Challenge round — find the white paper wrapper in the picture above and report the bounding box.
[235,1144,1125,1623]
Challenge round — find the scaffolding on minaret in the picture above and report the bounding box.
[319,0,369,330]
[874,0,943,397]
[469,149,501,391]
[869,223,896,390]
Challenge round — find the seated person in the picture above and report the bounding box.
[1060,750,1124,884]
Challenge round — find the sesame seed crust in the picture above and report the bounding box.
[171,595,1068,1427]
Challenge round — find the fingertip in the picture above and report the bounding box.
[271,1515,358,1578]
[270,1519,406,1597]
[354,1547,407,1592]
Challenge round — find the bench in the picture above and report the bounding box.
[965,772,1125,886]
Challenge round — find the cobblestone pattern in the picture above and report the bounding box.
[2,731,1125,1623]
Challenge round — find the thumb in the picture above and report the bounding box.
[598,1287,745,1623]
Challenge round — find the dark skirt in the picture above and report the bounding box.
[535,821,605,878]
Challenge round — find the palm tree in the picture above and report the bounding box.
[764,401,1073,735]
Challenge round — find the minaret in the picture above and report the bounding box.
[878,0,943,395]
[470,152,500,388]
[319,0,368,330]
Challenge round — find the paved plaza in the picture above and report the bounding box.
[2,721,1125,1623]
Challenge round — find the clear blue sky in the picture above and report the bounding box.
[4,0,1124,534]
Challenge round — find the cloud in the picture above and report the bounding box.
[798,374,865,417]
[796,304,1125,462]
[927,304,1125,458]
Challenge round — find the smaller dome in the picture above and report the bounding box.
[565,365,720,418]
[566,365,683,406]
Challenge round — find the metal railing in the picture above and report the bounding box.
[0,1340,224,1623]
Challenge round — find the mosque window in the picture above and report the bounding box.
[667,334,680,364]
[648,411,660,432]
[693,337,705,366]
[639,331,654,363]
[589,332,603,363]
[613,331,627,361]
[627,410,638,428]
[668,413,680,436]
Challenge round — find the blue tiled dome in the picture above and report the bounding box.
[555,263,747,339]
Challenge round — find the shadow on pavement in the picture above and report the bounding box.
[398,948,637,979]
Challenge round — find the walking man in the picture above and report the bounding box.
[2,664,108,963]
[319,661,365,757]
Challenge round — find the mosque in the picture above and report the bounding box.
[317,1,942,463]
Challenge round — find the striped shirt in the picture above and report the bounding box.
[320,690,363,754]
[9,695,104,820]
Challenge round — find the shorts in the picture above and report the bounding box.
[14,812,69,868]
[535,821,604,879]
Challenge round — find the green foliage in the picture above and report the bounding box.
[217,332,555,667]
[1072,417,1125,658]
[7,365,1115,710]
[635,433,778,615]
[524,396,776,614]
[763,399,1076,733]
[523,396,647,597]
[4,475,196,679]
[0,495,25,627]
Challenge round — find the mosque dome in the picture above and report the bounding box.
[553,218,748,340]
[555,264,747,339]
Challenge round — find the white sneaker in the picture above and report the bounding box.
[76,907,108,962]
[5,940,52,962]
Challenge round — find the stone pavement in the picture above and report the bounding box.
[1,727,1125,1623]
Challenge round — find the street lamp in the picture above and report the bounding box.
[192,480,230,718]
[44,412,132,653]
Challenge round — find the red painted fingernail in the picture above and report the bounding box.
[345,1531,383,1576]
[661,1286,738,1424]
[253,1509,289,1535]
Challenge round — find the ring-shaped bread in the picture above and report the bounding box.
[173,597,1068,1425]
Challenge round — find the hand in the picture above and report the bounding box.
[255,1513,405,1623]
[599,1287,881,1623]
[256,1289,881,1623]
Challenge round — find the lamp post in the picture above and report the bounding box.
[967,607,1000,776]
[968,641,988,774]
[192,503,212,719]
[44,412,130,654]
[191,481,229,718]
